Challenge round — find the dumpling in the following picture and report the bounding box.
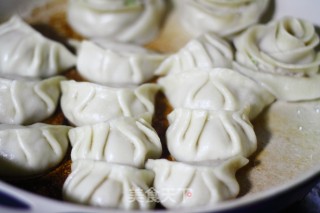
[0,123,70,177]
[145,156,248,209]
[155,32,233,76]
[0,16,75,78]
[63,159,156,210]
[235,17,320,76]
[167,108,256,162]
[234,17,320,101]
[60,80,160,126]
[157,68,275,120]
[69,117,162,168]
[0,76,66,125]
[67,0,167,44]
[174,0,269,37]
[77,40,166,86]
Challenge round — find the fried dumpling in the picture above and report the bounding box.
[156,33,233,76]
[167,108,256,162]
[63,159,156,210]
[69,117,162,168]
[0,16,75,78]
[0,76,65,125]
[145,156,248,209]
[60,80,160,126]
[67,0,167,44]
[234,17,320,101]
[158,68,275,120]
[77,40,165,86]
[174,0,269,37]
[0,123,70,177]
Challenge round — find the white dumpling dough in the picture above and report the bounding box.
[0,123,70,177]
[158,68,275,120]
[146,156,248,209]
[67,0,167,44]
[77,40,166,86]
[155,32,233,76]
[60,80,160,126]
[0,76,66,125]
[174,0,269,37]
[167,108,256,162]
[63,159,155,210]
[69,117,162,168]
[0,16,75,78]
[234,17,320,101]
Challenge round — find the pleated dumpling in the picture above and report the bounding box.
[60,80,160,126]
[69,117,162,168]
[155,33,233,76]
[0,76,66,125]
[63,159,156,210]
[234,17,320,101]
[0,123,70,177]
[174,0,269,37]
[167,108,256,162]
[67,0,167,44]
[0,16,75,78]
[158,68,275,119]
[77,40,166,86]
[145,156,248,209]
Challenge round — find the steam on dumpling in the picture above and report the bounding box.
[69,117,162,168]
[0,76,66,125]
[67,0,167,44]
[63,159,156,210]
[174,0,269,37]
[167,108,256,162]
[60,80,160,126]
[234,17,320,101]
[158,68,275,120]
[0,123,70,177]
[146,156,248,209]
[77,40,166,86]
[0,16,75,78]
[155,32,233,76]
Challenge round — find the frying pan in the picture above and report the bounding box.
[0,0,320,212]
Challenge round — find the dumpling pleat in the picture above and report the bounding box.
[41,129,63,156]
[219,112,242,156]
[10,81,23,123]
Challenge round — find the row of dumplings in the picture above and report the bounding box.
[66,0,267,208]
[148,16,320,211]
[0,0,320,211]
[66,0,270,43]
[62,1,320,209]
[0,13,162,211]
[63,1,320,210]
[0,15,74,178]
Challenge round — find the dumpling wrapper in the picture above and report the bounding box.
[234,17,320,101]
[156,32,233,76]
[69,117,162,168]
[67,0,167,44]
[63,159,156,210]
[0,16,75,78]
[0,75,66,125]
[77,40,166,86]
[158,68,275,120]
[174,0,269,37]
[0,123,70,177]
[167,108,256,162]
[60,80,160,126]
[145,156,248,209]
